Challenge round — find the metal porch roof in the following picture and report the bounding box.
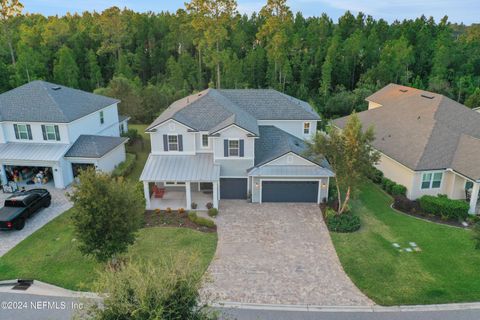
[0,143,69,162]
[140,154,220,182]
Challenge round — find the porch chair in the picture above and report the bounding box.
[153,185,165,198]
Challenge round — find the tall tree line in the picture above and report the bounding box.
[1,0,480,123]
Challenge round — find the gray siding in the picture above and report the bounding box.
[215,158,253,177]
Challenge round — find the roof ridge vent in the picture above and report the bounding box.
[421,94,434,99]
[399,89,408,93]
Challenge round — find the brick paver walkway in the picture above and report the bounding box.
[201,201,372,306]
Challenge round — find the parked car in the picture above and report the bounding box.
[0,189,51,230]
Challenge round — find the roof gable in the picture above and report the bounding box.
[0,81,119,123]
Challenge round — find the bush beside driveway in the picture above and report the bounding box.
[201,201,372,306]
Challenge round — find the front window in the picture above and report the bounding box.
[100,111,104,124]
[466,181,474,190]
[168,135,178,151]
[229,140,239,157]
[16,124,29,140]
[202,134,209,148]
[421,172,443,189]
[304,122,311,134]
[44,125,59,141]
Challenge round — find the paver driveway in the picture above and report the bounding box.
[0,186,72,257]
[201,201,372,306]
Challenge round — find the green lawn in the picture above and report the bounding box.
[125,123,150,182]
[0,209,217,291]
[331,182,480,305]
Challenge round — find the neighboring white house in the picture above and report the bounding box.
[0,80,129,189]
[140,89,334,210]
[334,83,480,214]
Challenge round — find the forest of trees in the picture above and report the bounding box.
[1,0,480,123]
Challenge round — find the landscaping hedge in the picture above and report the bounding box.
[325,208,361,233]
[187,211,216,228]
[379,177,407,197]
[367,167,384,184]
[111,153,136,178]
[419,195,469,221]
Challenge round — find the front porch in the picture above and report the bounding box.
[140,154,220,210]
[144,182,218,211]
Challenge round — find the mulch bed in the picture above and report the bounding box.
[391,204,470,228]
[144,210,217,233]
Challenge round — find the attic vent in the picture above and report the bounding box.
[421,94,434,99]
[51,86,61,91]
[399,89,408,93]
[294,141,300,146]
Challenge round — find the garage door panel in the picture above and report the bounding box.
[262,181,318,203]
[220,178,247,199]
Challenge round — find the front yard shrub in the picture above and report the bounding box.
[191,202,198,209]
[207,208,218,217]
[419,195,469,221]
[391,184,407,196]
[206,202,213,210]
[111,153,136,178]
[178,208,185,214]
[368,167,384,184]
[325,208,361,233]
[92,255,214,320]
[188,211,216,228]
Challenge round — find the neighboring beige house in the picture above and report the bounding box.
[334,84,480,214]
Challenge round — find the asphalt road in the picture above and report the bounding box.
[2,292,480,320]
[218,307,480,320]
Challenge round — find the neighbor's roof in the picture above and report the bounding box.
[140,154,220,182]
[0,142,69,162]
[0,81,119,123]
[253,126,331,171]
[65,135,128,158]
[146,89,320,135]
[334,83,480,180]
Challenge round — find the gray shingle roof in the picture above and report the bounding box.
[0,80,119,123]
[334,84,480,180]
[146,89,319,134]
[253,126,330,170]
[65,135,128,158]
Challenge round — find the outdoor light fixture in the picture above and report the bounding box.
[255,183,259,188]
[322,183,327,188]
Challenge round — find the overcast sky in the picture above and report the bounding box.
[21,0,479,25]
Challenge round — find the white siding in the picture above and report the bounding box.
[149,120,196,155]
[97,144,126,172]
[2,122,69,143]
[257,120,317,140]
[68,103,120,143]
[195,132,213,153]
[0,124,6,143]
[212,126,255,160]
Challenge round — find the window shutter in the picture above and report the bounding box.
[224,139,229,157]
[41,125,47,140]
[26,124,32,140]
[54,125,61,141]
[163,135,168,151]
[178,135,183,151]
[13,124,19,139]
[239,139,244,157]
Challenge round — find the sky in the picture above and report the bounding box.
[21,0,479,25]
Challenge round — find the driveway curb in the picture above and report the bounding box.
[212,301,480,312]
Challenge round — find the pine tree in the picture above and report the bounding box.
[53,45,79,88]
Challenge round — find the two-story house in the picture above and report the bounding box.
[0,80,128,189]
[140,89,334,210]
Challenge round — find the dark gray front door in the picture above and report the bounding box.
[220,178,248,199]
[262,181,319,203]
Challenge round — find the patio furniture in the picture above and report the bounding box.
[153,185,165,198]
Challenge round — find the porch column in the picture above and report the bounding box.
[0,164,7,186]
[143,181,151,210]
[186,182,192,210]
[469,182,480,214]
[213,181,219,209]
